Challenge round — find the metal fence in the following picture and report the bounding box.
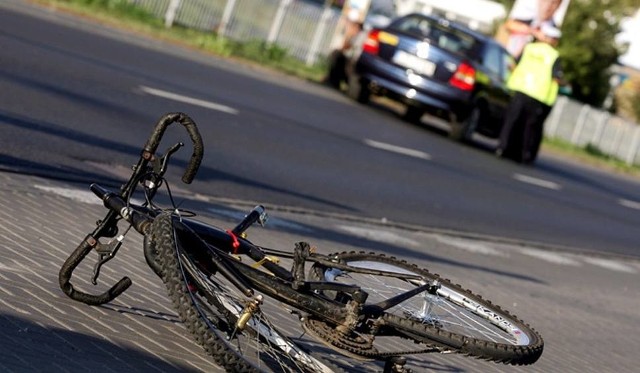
[130,0,341,65]
[545,96,640,166]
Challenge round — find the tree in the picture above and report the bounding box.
[615,75,640,123]
[559,0,634,106]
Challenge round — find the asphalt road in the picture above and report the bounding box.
[1,0,640,257]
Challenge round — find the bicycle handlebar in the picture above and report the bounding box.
[58,235,132,305]
[59,113,203,306]
[144,112,204,184]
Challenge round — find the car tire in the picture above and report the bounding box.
[403,105,424,124]
[347,76,370,104]
[450,106,481,142]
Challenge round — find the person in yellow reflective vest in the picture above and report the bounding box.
[496,23,563,164]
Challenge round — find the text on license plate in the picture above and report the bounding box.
[392,51,435,76]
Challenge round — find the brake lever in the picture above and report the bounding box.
[143,142,184,194]
[155,142,184,177]
[91,235,124,285]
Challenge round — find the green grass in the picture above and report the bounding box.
[31,0,640,177]
[541,137,640,176]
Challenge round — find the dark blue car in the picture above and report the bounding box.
[346,13,515,142]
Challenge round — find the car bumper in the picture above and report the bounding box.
[356,54,471,116]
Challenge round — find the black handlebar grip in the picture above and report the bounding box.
[144,112,204,184]
[178,113,204,184]
[59,235,132,306]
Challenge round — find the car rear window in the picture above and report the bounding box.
[388,15,477,56]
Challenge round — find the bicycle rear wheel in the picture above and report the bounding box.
[309,251,543,365]
[151,213,337,373]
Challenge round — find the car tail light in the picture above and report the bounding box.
[449,62,476,91]
[362,30,380,55]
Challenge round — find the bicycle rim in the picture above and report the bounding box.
[309,251,543,365]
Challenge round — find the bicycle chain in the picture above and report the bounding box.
[302,318,444,360]
[303,318,377,360]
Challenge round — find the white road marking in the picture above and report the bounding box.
[433,235,507,256]
[513,173,562,190]
[583,257,637,274]
[35,185,102,205]
[619,198,640,210]
[364,139,431,160]
[518,248,582,266]
[139,86,239,115]
[337,225,420,247]
[35,185,144,205]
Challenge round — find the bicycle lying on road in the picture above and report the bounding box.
[59,112,543,372]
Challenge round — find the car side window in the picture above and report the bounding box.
[483,44,502,78]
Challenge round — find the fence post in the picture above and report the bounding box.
[306,6,332,66]
[625,125,640,165]
[545,95,566,137]
[267,0,292,45]
[570,104,589,145]
[164,0,182,28]
[610,120,625,158]
[219,0,238,38]
[590,111,608,147]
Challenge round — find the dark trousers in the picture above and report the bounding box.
[498,92,552,163]
[323,49,347,89]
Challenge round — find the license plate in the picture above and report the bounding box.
[392,50,436,76]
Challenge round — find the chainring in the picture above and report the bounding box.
[302,318,378,360]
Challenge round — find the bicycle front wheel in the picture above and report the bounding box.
[309,251,543,365]
[152,213,337,373]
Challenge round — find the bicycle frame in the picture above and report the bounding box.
[58,112,430,337]
[174,214,433,327]
[171,214,375,329]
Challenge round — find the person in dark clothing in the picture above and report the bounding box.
[497,23,563,164]
[323,9,364,89]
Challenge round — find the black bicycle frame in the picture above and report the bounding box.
[172,217,355,325]
[172,214,432,330]
[58,111,433,335]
